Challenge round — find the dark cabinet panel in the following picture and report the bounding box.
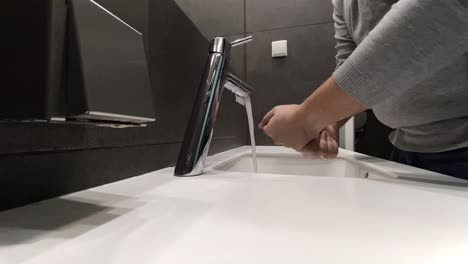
[3,0,155,125]
[67,0,155,123]
[0,0,247,210]
[3,2,51,118]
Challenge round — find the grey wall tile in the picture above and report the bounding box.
[174,0,245,38]
[148,0,247,146]
[247,23,336,82]
[246,23,336,145]
[246,0,333,32]
[222,34,247,80]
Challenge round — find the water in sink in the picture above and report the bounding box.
[213,153,367,177]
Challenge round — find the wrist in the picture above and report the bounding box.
[297,103,328,133]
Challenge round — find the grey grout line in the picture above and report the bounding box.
[243,0,248,82]
[243,0,247,36]
[215,21,333,39]
[246,21,334,34]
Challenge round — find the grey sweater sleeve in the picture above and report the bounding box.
[332,0,356,70]
[333,0,468,108]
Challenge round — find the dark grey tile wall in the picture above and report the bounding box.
[243,1,336,145]
[0,0,246,211]
[246,0,334,32]
[174,0,245,38]
[222,34,247,80]
[176,0,336,145]
[164,1,249,145]
[148,1,248,151]
[246,23,336,144]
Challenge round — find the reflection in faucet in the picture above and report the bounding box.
[174,37,254,177]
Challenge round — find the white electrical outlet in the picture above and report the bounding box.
[272,40,288,58]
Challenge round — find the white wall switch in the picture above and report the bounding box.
[272,40,288,58]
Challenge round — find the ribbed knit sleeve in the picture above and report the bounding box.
[333,0,468,108]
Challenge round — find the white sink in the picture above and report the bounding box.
[210,148,468,186]
[212,153,388,178]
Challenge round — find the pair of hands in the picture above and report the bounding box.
[259,104,339,159]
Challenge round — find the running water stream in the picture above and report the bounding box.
[244,96,258,173]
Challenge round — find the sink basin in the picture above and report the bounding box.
[212,153,375,178]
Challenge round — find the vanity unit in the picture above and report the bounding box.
[1,146,467,264]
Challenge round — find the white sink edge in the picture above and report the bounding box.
[206,146,468,186]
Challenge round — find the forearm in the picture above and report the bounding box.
[299,77,366,128]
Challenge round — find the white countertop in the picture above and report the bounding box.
[1,146,468,264]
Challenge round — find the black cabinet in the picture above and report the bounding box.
[3,0,155,126]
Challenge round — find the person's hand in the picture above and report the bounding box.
[258,76,365,157]
[259,104,327,151]
[301,124,339,159]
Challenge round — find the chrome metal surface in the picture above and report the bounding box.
[225,73,253,98]
[49,119,147,128]
[71,111,156,124]
[226,73,253,93]
[209,37,231,54]
[175,37,254,177]
[231,36,253,47]
[50,117,67,122]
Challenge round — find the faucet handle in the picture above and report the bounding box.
[231,36,253,47]
[225,72,253,102]
[226,73,253,93]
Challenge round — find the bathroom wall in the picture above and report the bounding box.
[0,0,247,211]
[175,0,337,145]
[244,0,336,145]
[176,0,394,158]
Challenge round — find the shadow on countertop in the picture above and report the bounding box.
[0,192,144,246]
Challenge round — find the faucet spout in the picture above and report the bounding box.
[174,37,254,177]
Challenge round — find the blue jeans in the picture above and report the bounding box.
[390,147,468,180]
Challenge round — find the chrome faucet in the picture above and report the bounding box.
[174,36,254,177]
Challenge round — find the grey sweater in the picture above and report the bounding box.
[332,0,468,153]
